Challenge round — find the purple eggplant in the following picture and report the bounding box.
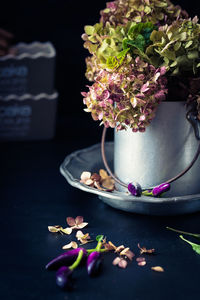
[45,248,87,270]
[87,251,102,277]
[128,182,142,196]
[56,266,73,290]
[152,183,170,197]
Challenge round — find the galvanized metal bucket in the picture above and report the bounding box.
[114,101,200,197]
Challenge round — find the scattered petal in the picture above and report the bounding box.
[99,169,109,179]
[60,227,73,235]
[151,266,164,272]
[138,261,146,266]
[76,230,91,244]
[48,225,62,233]
[108,241,117,250]
[66,217,76,227]
[80,171,91,181]
[115,245,125,253]
[112,257,127,268]
[75,222,88,229]
[66,216,88,231]
[120,248,135,260]
[136,257,145,262]
[112,257,121,265]
[62,241,78,250]
[118,259,128,269]
[138,243,155,254]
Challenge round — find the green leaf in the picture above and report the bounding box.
[187,51,199,60]
[166,227,200,239]
[185,40,193,49]
[96,235,104,242]
[180,235,200,255]
[84,25,95,36]
[174,41,181,51]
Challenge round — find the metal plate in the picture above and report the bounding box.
[60,142,200,216]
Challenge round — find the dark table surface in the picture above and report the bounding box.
[1,120,200,300]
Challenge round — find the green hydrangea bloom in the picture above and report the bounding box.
[146,17,200,74]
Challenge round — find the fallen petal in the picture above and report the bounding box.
[62,241,78,250]
[76,222,88,229]
[48,226,62,233]
[136,257,145,262]
[99,169,109,179]
[80,171,91,181]
[75,216,84,225]
[66,217,76,227]
[112,257,121,265]
[151,266,164,272]
[60,227,73,235]
[138,261,146,266]
[118,259,128,269]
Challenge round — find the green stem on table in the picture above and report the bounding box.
[69,249,83,270]
[167,226,200,239]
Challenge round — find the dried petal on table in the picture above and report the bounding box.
[136,257,145,262]
[62,241,78,250]
[151,266,164,272]
[138,243,155,254]
[138,261,147,266]
[76,230,91,244]
[66,216,88,230]
[120,248,135,260]
[112,257,128,269]
[48,225,62,233]
[48,225,72,235]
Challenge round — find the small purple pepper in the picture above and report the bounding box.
[56,266,73,290]
[152,183,170,197]
[87,251,102,277]
[45,248,87,270]
[128,182,142,196]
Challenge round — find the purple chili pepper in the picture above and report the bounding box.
[45,248,87,270]
[128,182,142,196]
[152,183,170,197]
[56,266,73,290]
[87,251,102,277]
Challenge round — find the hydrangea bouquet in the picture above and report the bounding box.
[81,0,200,132]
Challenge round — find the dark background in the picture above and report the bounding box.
[1,2,200,300]
[0,0,199,135]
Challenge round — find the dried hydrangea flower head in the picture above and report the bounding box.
[82,0,200,130]
[82,56,167,132]
[100,0,188,27]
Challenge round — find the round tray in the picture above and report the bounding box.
[60,142,200,216]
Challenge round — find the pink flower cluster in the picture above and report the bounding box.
[82,57,168,132]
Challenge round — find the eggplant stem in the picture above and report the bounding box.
[69,249,83,270]
[87,248,107,254]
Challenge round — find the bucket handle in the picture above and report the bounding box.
[101,114,200,195]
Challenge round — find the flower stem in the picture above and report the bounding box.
[69,249,83,270]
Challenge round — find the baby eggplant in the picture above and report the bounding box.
[45,248,87,270]
[87,251,102,277]
[56,266,73,290]
[128,182,142,196]
[152,183,170,197]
